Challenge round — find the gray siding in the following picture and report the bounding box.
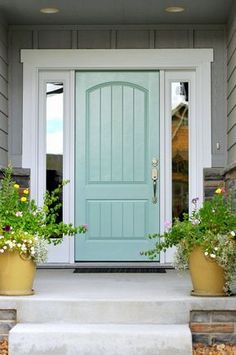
[227,5,236,166]
[0,21,8,167]
[8,25,227,168]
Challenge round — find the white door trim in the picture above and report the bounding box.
[21,49,213,263]
[162,71,196,263]
[37,71,75,263]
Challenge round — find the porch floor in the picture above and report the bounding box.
[34,268,192,300]
[0,269,235,313]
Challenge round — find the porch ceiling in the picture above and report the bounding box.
[0,0,233,25]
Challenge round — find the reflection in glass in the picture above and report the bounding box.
[46,83,63,223]
[171,82,189,220]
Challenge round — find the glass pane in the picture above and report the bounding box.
[171,82,189,220]
[46,82,63,223]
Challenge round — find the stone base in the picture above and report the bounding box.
[0,167,30,188]
[203,166,236,211]
[224,164,236,212]
[190,310,236,346]
[0,310,16,342]
[203,168,225,199]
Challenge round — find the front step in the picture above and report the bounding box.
[9,323,192,355]
[13,299,192,324]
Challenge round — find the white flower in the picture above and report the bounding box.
[204,251,208,256]
[6,241,14,249]
[0,235,4,239]
[3,246,7,250]
[0,249,4,253]
[29,240,33,244]
[210,253,216,258]
[17,243,21,247]
[15,211,23,217]
[230,231,235,237]
[191,219,200,225]
[214,247,218,251]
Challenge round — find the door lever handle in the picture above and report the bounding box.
[151,158,158,204]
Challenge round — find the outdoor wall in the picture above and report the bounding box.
[8,24,227,168]
[227,4,236,167]
[0,18,8,167]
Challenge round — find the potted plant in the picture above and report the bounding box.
[144,188,236,296]
[0,166,87,296]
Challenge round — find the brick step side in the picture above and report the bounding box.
[190,311,236,346]
[0,309,16,342]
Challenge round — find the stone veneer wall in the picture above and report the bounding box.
[224,165,236,212]
[0,168,30,195]
[203,168,225,200]
[0,310,16,342]
[190,311,236,346]
[204,167,236,212]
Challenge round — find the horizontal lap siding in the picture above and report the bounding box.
[194,30,227,167]
[8,30,32,167]
[8,25,227,168]
[227,6,236,166]
[0,22,8,167]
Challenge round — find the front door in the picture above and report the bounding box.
[75,71,159,261]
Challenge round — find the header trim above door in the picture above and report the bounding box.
[21,48,213,69]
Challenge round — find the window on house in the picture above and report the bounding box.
[171,82,189,220]
[46,82,64,223]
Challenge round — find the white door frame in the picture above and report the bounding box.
[21,49,213,264]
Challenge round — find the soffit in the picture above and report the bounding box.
[0,0,233,25]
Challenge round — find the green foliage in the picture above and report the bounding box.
[0,166,87,262]
[144,189,236,294]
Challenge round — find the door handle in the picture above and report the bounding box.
[151,158,158,204]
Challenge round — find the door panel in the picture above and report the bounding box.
[75,72,159,261]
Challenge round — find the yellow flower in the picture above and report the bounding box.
[21,197,27,202]
[14,184,20,189]
[215,187,225,194]
[23,189,29,195]
[215,188,222,194]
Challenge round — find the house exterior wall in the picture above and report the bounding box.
[227,4,236,167]
[8,24,227,168]
[0,18,8,167]
[224,3,236,206]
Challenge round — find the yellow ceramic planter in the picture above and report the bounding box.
[0,251,36,296]
[189,246,226,296]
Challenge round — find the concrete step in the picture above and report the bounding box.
[9,323,192,355]
[3,296,236,325]
[13,299,193,324]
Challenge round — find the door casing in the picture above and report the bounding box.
[21,49,213,263]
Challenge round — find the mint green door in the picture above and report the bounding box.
[75,71,159,261]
